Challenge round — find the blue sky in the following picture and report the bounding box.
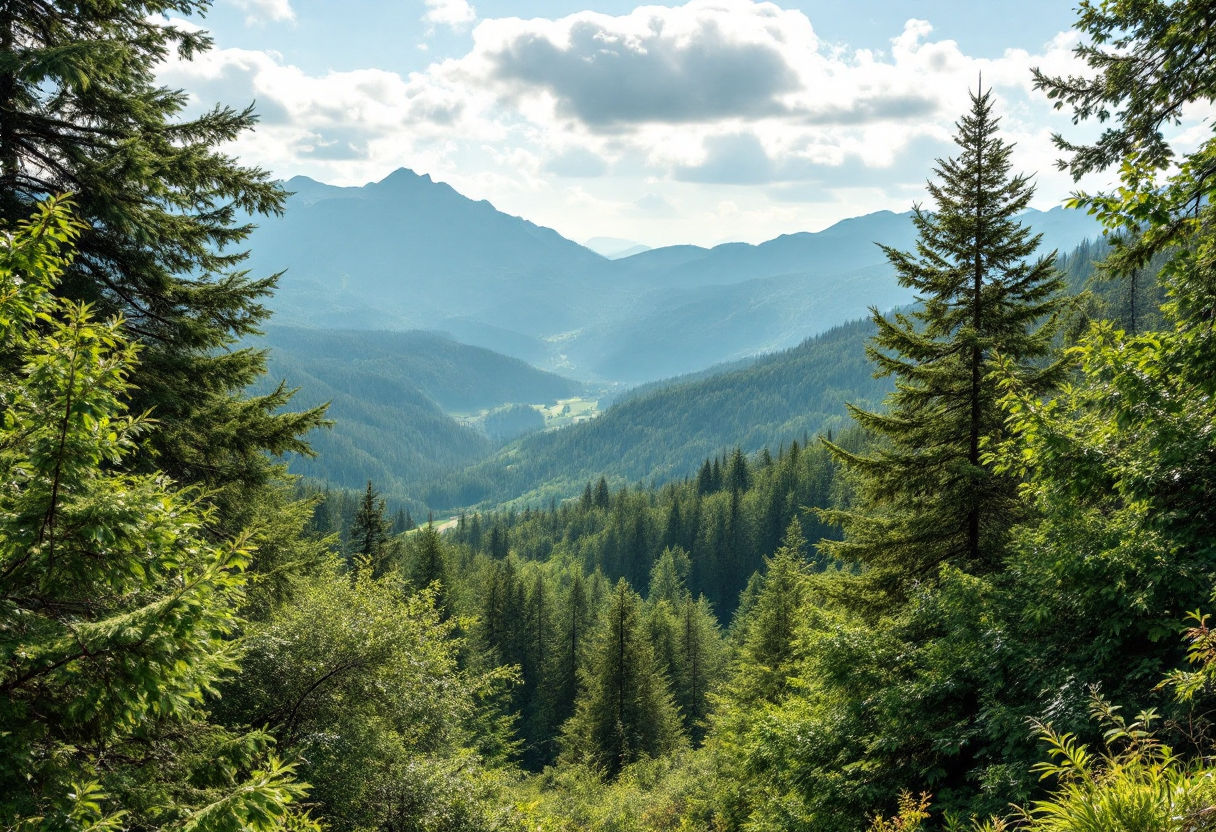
[161,0,1155,246]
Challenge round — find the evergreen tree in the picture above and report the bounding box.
[822,87,1066,590]
[725,447,751,492]
[0,201,310,830]
[733,520,808,704]
[351,480,391,572]
[674,595,723,741]
[561,580,682,777]
[648,546,692,606]
[593,476,611,509]
[0,0,326,512]
[410,522,449,617]
[553,571,591,733]
[518,570,556,767]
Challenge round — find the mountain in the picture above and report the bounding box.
[419,318,888,510]
[584,236,652,259]
[255,327,587,494]
[249,169,1103,384]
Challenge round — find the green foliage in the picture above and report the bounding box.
[217,562,520,832]
[1021,702,1205,832]
[422,319,890,510]
[561,580,684,778]
[728,520,809,706]
[449,438,848,617]
[0,0,327,511]
[0,200,310,830]
[821,88,1066,594]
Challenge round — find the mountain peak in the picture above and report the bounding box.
[375,167,432,188]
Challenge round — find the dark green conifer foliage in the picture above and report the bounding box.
[593,476,611,509]
[725,447,751,492]
[733,520,808,704]
[561,580,682,777]
[0,202,310,830]
[520,571,556,767]
[822,88,1066,589]
[648,546,692,605]
[675,595,722,741]
[351,480,391,572]
[410,522,449,617]
[0,1,326,513]
[553,571,591,733]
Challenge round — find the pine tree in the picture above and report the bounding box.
[561,580,682,777]
[0,1,326,511]
[821,87,1065,590]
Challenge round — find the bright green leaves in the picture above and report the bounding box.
[0,201,311,831]
[220,563,518,832]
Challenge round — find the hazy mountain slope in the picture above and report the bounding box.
[420,318,888,510]
[256,327,586,493]
[260,327,585,412]
[268,363,491,496]
[249,169,1104,384]
[251,169,612,334]
[567,262,905,382]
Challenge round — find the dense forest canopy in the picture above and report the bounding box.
[4,1,1216,832]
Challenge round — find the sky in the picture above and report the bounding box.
[158,0,1162,247]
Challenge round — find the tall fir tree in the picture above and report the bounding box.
[821,87,1066,593]
[410,521,449,617]
[351,481,391,574]
[561,580,682,777]
[0,1,326,525]
[731,520,808,705]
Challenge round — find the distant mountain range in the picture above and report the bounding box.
[584,236,652,259]
[248,168,1103,384]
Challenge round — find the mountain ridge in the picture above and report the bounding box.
[254,168,1103,384]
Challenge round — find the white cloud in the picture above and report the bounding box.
[424,0,477,30]
[159,1,1138,244]
[227,0,295,25]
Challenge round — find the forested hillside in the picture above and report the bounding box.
[252,327,587,493]
[421,318,888,509]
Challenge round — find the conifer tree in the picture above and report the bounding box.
[733,520,808,704]
[351,481,391,572]
[675,595,722,740]
[648,546,692,606]
[0,201,310,830]
[821,87,1066,589]
[561,580,682,777]
[553,571,591,733]
[0,1,326,510]
[410,522,449,617]
[593,476,611,509]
